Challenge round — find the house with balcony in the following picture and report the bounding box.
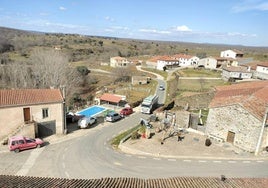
[0,89,65,144]
[156,56,179,70]
[173,54,199,67]
[110,56,130,67]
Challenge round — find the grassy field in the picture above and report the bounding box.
[177,68,222,77]
[141,67,168,80]
[177,79,227,92]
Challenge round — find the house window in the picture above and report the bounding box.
[42,108,49,119]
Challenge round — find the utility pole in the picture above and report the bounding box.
[255,106,268,156]
[60,85,67,134]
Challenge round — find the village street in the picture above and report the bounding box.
[0,110,268,179]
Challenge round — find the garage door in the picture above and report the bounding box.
[37,121,56,138]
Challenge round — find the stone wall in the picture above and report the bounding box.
[206,104,262,152]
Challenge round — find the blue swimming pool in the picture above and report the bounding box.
[77,105,106,117]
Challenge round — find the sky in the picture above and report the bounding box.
[0,0,268,47]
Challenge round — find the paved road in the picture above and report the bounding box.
[1,111,267,179]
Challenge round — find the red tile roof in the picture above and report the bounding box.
[100,93,122,103]
[209,81,268,121]
[222,65,251,73]
[1,175,268,188]
[0,89,64,107]
[257,62,268,68]
[173,54,193,59]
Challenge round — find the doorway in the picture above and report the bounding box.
[227,131,235,143]
[23,107,31,123]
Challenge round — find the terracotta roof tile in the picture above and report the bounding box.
[1,175,268,188]
[0,89,64,107]
[209,81,268,121]
[222,65,251,73]
[257,62,268,68]
[173,54,193,59]
[100,93,122,103]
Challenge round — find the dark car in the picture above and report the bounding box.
[120,107,133,116]
[159,85,165,91]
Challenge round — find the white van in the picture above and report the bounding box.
[78,116,97,128]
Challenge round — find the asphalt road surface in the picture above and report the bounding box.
[1,112,267,179]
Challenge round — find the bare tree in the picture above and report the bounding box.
[30,48,83,96]
[1,62,32,88]
[112,66,133,83]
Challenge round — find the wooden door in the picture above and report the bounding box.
[227,131,235,143]
[23,108,30,122]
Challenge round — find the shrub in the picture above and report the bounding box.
[205,138,212,147]
[131,131,140,140]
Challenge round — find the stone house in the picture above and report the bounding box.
[110,56,130,67]
[216,57,238,68]
[221,65,253,81]
[0,89,65,143]
[131,76,150,85]
[205,81,268,153]
[198,57,217,69]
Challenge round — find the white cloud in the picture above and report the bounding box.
[232,0,268,12]
[59,6,67,11]
[139,28,170,34]
[175,25,192,32]
[105,16,114,22]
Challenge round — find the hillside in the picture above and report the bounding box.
[1,26,268,66]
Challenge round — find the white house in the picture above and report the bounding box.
[255,62,268,80]
[198,57,217,69]
[222,65,252,81]
[220,49,244,59]
[156,56,179,70]
[173,54,199,67]
[110,56,130,67]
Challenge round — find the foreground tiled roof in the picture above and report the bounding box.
[0,175,267,188]
[0,89,64,107]
[100,93,122,103]
[209,81,268,121]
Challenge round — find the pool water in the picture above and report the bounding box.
[77,105,106,117]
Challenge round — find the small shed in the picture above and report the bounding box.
[99,93,126,107]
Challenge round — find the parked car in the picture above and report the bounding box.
[66,112,84,123]
[120,107,133,116]
[159,85,165,91]
[105,112,122,122]
[8,136,44,153]
[78,116,97,128]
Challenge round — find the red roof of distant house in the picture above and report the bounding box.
[257,62,268,67]
[173,54,193,59]
[222,65,251,73]
[100,93,122,103]
[232,49,244,54]
[209,81,268,121]
[0,89,64,107]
